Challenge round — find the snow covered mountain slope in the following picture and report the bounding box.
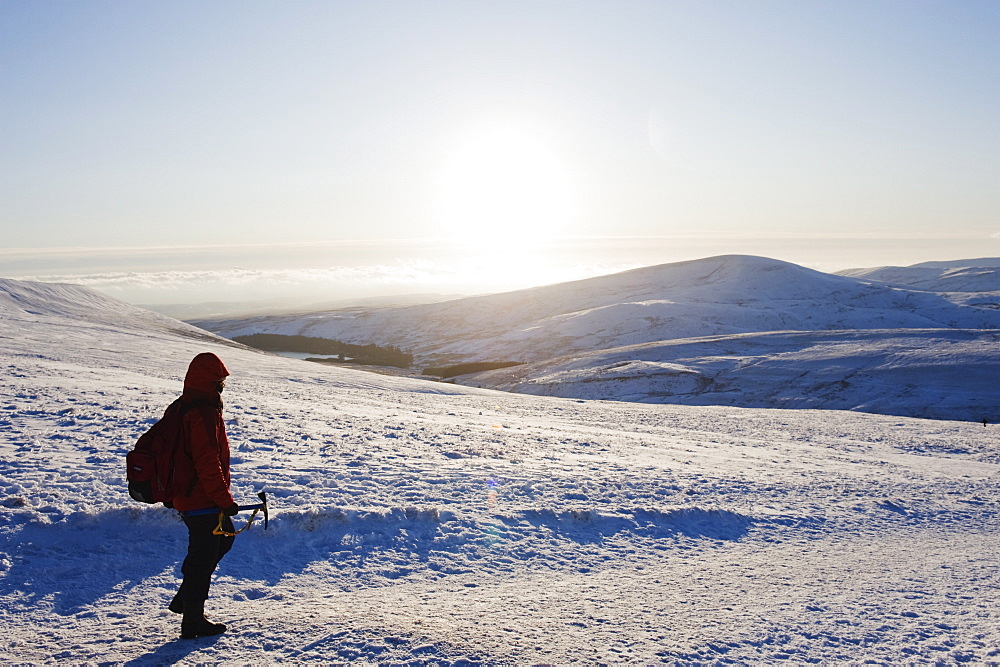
[912,257,1000,269]
[459,328,1000,421]
[0,278,239,348]
[2,279,999,663]
[194,255,1000,367]
[838,259,1000,294]
[192,256,1000,419]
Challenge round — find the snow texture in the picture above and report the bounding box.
[461,328,1000,421]
[1,277,999,664]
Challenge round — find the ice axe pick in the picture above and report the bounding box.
[238,491,269,530]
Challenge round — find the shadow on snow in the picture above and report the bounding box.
[0,507,183,616]
[0,504,753,615]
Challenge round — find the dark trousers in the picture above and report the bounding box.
[178,513,235,605]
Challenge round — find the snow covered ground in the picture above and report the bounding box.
[2,278,999,664]
[461,328,1000,422]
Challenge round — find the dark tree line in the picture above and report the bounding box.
[233,333,413,368]
[423,361,523,379]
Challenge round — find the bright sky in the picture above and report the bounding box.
[2,1,999,306]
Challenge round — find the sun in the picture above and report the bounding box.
[434,125,574,248]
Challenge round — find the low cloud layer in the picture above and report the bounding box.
[17,263,469,304]
[5,234,998,308]
[16,259,617,308]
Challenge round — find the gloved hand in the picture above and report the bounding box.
[223,502,240,516]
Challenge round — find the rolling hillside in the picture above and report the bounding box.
[192,256,1000,418]
[460,328,1000,421]
[195,255,1000,366]
[838,257,1000,295]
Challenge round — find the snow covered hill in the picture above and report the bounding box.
[196,256,1000,367]
[836,258,1000,314]
[193,256,1000,419]
[912,257,1000,269]
[0,278,239,348]
[2,278,999,663]
[144,292,465,321]
[838,258,1000,295]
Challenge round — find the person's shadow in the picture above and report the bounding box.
[124,634,223,666]
[1,508,228,664]
[0,508,182,616]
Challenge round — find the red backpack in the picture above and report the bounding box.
[126,398,203,506]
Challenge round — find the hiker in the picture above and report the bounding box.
[168,352,240,639]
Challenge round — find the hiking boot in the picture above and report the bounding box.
[180,599,226,639]
[168,594,184,614]
[180,618,227,639]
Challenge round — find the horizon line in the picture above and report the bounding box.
[3,231,998,256]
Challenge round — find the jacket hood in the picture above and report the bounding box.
[183,352,231,394]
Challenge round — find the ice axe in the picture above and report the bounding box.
[213,491,269,536]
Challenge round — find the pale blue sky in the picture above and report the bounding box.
[2,1,999,304]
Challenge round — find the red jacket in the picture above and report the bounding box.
[172,353,236,512]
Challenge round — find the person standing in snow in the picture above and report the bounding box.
[168,352,240,639]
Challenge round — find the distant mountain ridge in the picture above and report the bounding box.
[143,292,465,320]
[6,255,998,421]
[187,254,1000,420]
[837,258,1000,297]
[196,255,1000,366]
[911,257,1000,269]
